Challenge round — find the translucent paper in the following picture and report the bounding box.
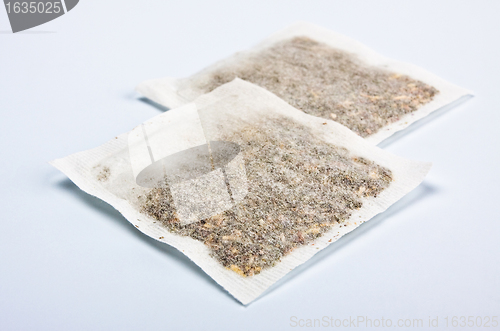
[52,79,431,304]
[136,22,472,144]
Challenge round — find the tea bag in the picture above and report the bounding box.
[137,22,472,144]
[52,79,431,304]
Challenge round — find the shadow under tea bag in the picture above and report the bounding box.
[52,79,431,304]
[137,21,472,145]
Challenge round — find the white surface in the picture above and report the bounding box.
[0,1,498,330]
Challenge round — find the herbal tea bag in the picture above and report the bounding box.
[52,79,431,304]
[137,22,472,144]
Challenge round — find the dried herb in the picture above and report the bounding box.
[140,118,392,277]
[197,37,439,137]
[96,166,110,182]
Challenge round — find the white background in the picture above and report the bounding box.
[1,1,499,330]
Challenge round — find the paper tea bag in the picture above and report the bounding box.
[52,79,431,304]
[137,22,472,145]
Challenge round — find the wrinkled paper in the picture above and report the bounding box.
[52,79,432,304]
[137,22,472,145]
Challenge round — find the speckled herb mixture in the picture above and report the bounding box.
[140,118,393,277]
[198,37,439,137]
[96,166,111,182]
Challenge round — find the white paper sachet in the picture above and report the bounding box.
[137,21,472,145]
[52,79,431,304]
